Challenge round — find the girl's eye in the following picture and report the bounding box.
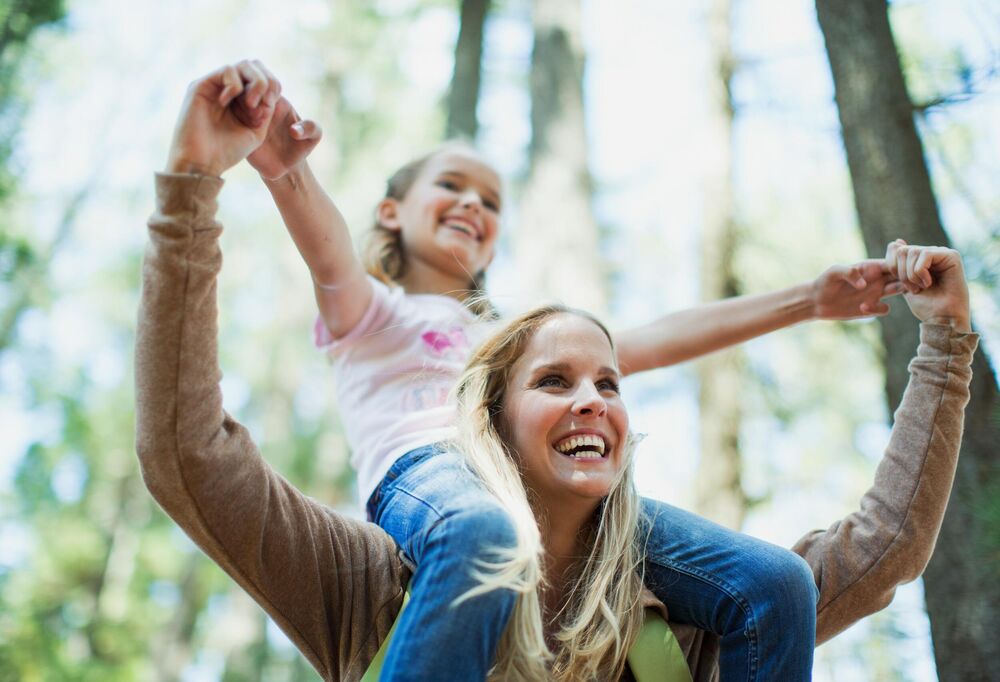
[484,199,500,213]
[437,180,460,191]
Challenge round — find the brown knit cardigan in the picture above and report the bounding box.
[135,174,977,681]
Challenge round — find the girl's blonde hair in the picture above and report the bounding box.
[363,142,497,318]
[451,305,647,681]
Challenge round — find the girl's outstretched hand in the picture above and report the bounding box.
[165,60,281,177]
[810,259,906,320]
[886,240,971,331]
[247,96,322,181]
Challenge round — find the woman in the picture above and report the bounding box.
[136,64,977,680]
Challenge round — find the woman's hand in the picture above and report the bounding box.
[810,259,906,320]
[247,96,323,181]
[886,240,971,332]
[165,60,282,177]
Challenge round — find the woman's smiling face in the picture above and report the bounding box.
[501,313,629,506]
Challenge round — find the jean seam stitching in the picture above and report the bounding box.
[645,555,760,680]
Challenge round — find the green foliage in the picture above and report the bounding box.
[0,0,66,201]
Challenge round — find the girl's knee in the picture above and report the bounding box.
[437,504,518,554]
[744,549,818,623]
[769,551,818,604]
[718,549,816,636]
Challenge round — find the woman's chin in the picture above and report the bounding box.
[551,470,615,502]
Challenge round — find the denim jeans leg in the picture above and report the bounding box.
[370,448,518,681]
[640,498,818,681]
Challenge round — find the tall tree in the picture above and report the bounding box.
[516,0,606,313]
[445,0,491,140]
[694,0,747,529]
[814,2,1000,678]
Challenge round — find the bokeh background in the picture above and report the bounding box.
[1,0,998,680]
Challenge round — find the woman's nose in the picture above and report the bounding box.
[572,383,607,417]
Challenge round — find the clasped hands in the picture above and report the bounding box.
[165,59,321,180]
[811,240,970,331]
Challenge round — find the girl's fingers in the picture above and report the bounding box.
[860,300,890,316]
[882,281,907,297]
[846,265,866,289]
[870,301,890,316]
[291,119,322,140]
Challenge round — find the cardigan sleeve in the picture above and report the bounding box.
[134,173,410,681]
[790,323,978,644]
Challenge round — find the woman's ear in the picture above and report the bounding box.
[376,198,402,232]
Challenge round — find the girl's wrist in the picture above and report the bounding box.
[792,282,820,322]
[262,162,310,191]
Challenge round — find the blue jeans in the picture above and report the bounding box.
[368,445,817,680]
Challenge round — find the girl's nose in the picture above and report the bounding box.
[572,383,607,417]
[460,189,483,210]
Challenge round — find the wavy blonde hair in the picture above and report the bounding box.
[451,305,647,681]
[362,142,497,319]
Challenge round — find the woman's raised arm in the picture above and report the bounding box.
[789,245,977,643]
[136,65,409,681]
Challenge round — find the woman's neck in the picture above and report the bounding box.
[535,500,598,629]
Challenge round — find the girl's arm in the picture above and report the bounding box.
[248,95,373,339]
[614,260,903,376]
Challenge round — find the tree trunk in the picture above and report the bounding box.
[815,2,1000,678]
[694,0,747,530]
[516,0,606,314]
[445,0,491,140]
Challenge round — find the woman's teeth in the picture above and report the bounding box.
[554,434,606,459]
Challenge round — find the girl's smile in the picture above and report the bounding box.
[377,149,502,291]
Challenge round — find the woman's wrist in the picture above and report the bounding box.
[923,314,972,333]
[165,154,224,178]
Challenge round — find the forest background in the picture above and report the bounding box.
[1,0,998,680]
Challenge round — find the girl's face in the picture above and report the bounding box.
[381,150,502,285]
[501,314,629,506]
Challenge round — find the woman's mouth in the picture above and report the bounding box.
[553,434,607,459]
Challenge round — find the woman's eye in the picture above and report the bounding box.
[537,376,565,388]
[484,199,500,212]
[437,180,460,191]
[598,379,620,394]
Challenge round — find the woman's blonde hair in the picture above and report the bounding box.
[362,142,497,318]
[451,304,647,681]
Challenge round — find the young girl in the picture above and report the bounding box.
[243,68,901,681]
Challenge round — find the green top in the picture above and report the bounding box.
[361,591,692,682]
